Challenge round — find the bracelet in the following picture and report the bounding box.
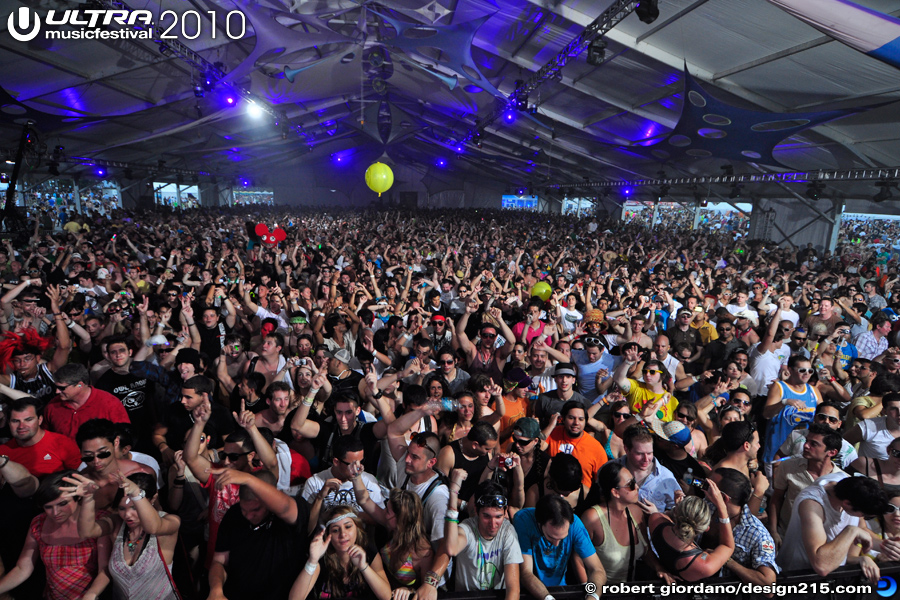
[359,562,369,573]
[444,517,459,523]
[174,475,186,481]
[544,595,556,600]
[586,593,600,600]
[751,493,764,500]
[0,455,9,469]
[424,571,440,588]
[186,322,195,326]
[304,561,318,575]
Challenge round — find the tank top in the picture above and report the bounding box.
[380,546,417,586]
[590,505,646,583]
[11,363,56,406]
[649,521,703,578]
[109,516,179,600]
[469,350,503,385]
[451,440,489,501]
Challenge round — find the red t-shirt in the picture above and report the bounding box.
[43,387,131,440]
[0,431,82,476]
[546,427,608,489]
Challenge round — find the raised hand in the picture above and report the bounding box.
[193,398,212,423]
[60,472,100,499]
[309,528,332,563]
[233,399,256,430]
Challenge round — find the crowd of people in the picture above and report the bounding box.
[0,203,898,600]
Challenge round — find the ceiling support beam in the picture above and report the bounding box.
[635,0,711,44]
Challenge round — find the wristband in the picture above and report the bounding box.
[544,595,556,600]
[309,388,320,397]
[718,517,731,524]
[587,593,600,600]
[304,561,318,575]
[445,509,459,520]
[424,571,440,588]
[0,455,9,469]
[302,398,314,407]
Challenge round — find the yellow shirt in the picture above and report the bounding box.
[625,379,678,421]
[691,321,718,344]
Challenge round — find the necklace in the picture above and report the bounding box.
[125,529,145,552]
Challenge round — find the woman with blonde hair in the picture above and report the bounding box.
[646,480,734,582]
[351,476,434,592]
[290,505,391,600]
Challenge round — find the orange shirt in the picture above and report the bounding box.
[499,394,532,450]
[545,427,607,489]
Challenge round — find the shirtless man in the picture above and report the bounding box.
[255,381,294,436]
[74,417,154,509]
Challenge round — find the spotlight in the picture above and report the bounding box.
[436,159,446,167]
[503,111,515,123]
[202,75,215,92]
[586,38,607,66]
[241,178,250,187]
[635,0,659,24]
[874,180,895,203]
[195,104,203,119]
[512,81,528,111]
[729,183,742,199]
[0,173,8,184]
[96,168,106,177]
[52,145,64,160]
[225,96,236,106]
[806,181,824,201]
[247,101,264,118]
[517,188,525,196]
[193,84,204,98]
[456,146,463,153]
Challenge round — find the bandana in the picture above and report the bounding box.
[325,512,361,528]
[289,317,307,325]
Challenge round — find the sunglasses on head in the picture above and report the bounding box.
[615,478,638,491]
[225,451,251,462]
[475,494,508,509]
[81,450,112,462]
[815,414,840,424]
[409,432,438,457]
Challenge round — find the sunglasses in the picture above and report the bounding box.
[616,478,638,491]
[583,336,602,346]
[158,348,174,354]
[643,369,662,375]
[475,494,508,509]
[890,448,900,459]
[439,360,455,365]
[409,432,438,458]
[224,451,251,462]
[731,399,752,407]
[55,382,77,391]
[743,423,758,446]
[815,414,840,424]
[512,436,535,446]
[885,503,900,514]
[81,450,112,462]
[676,412,695,422]
[796,368,814,374]
[481,332,497,339]
[792,336,807,341]
[612,412,631,420]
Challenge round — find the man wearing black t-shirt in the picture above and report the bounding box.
[209,469,310,600]
[96,335,161,454]
[153,376,235,465]
[197,304,236,358]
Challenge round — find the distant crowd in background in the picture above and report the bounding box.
[0,204,897,600]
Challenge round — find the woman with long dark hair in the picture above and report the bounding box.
[581,462,653,583]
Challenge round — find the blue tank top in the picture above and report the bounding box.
[762,382,816,463]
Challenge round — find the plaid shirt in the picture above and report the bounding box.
[725,505,780,575]
[854,331,888,360]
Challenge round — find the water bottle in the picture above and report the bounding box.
[429,397,459,411]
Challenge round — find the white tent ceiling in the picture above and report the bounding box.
[0,0,898,202]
